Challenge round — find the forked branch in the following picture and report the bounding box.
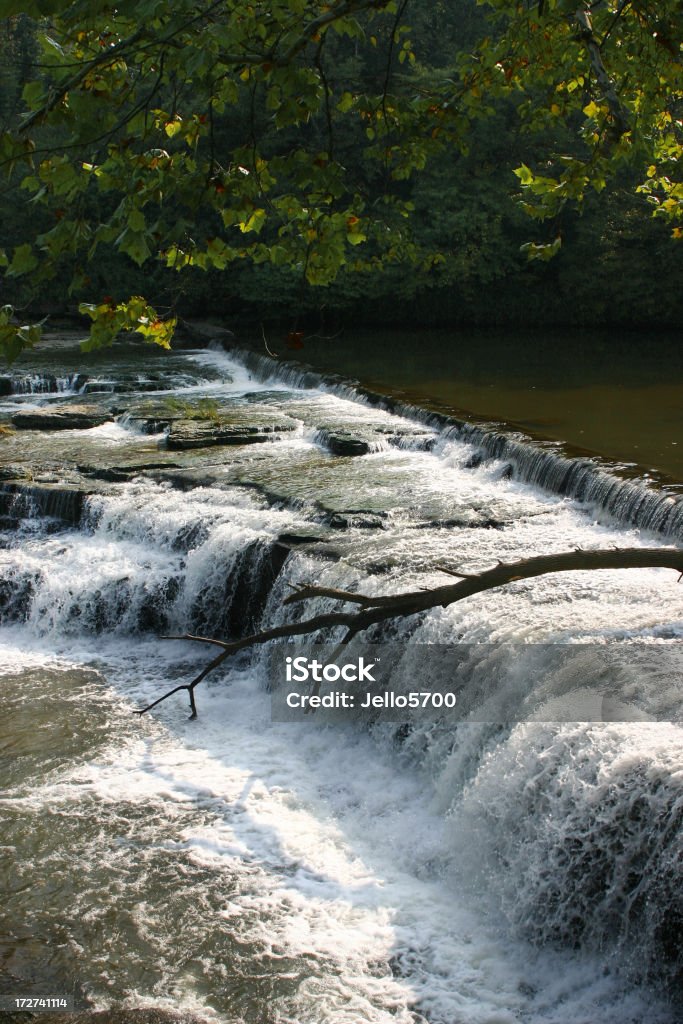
[137,546,683,718]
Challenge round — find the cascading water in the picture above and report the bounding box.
[0,341,681,1024]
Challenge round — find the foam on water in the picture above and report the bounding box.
[218,345,683,541]
[1,344,681,1023]
[1,639,678,1024]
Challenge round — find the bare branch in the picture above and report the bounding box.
[278,0,393,66]
[261,322,279,359]
[18,27,147,134]
[434,565,477,579]
[160,633,232,648]
[140,547,683,718]
[575,3,630,138]
[282,584,376,607]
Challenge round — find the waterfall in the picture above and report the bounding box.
[231,347,683,541]
[0,371,85,394]
[0,343,680,1023]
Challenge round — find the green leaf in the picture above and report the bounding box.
[337,92,355,113]
[164,118,183,138]
[21,81,45,109]
[520,236,562,261]
[514,164,534,185]
[118,229,153,265]
[239,209,266,234]
[7,244,38,277]
[127,208,146,232]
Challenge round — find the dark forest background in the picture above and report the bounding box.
[1,4,681,333]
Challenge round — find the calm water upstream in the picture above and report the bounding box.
[292,328,683,483]
[0,338,681,1023]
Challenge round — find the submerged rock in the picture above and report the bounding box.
[81,375,169,395]
[278,530,327,545]
[175,319,236,347]
[144,468,228,491]
[11,405,113,431]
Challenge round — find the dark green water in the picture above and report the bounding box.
[289,327,683,482]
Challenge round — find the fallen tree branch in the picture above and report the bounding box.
[138,546,683,718]
[283,583,377,607]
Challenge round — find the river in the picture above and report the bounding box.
[292,327,683,484]
[0,337,681,1024]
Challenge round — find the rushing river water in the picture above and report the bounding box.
[0,340,681,1024]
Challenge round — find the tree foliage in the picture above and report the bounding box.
[0,1,680,356]
[481,0,683,253]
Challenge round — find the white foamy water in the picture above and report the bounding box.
[1,345,681,1023]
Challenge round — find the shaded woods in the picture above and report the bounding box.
[1,1,681,343]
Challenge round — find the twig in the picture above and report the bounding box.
[138,547,683,718]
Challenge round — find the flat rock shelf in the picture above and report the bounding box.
[0,340,681,1024]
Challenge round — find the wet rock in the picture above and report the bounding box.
[79,380,117,395]
[166,420,292,451]
[465,451,483,469]
[0,482,90,526]
[171,521,210,551]
[0,571,36,621]
[0,466,31,482]
[326,512,386,530]
[278,531,327,546]
[137,575,182,632]
[0,376,12,395]
[77,462,180,483]
[372,425,435,452]
[318,430,370,457]
[397,434,435,453]
[123,415,175,434]
[11,406,113,431]
[314,423,432,456]
[118,401,183,431]
[189,539,291,638]
[7,373,59,394]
